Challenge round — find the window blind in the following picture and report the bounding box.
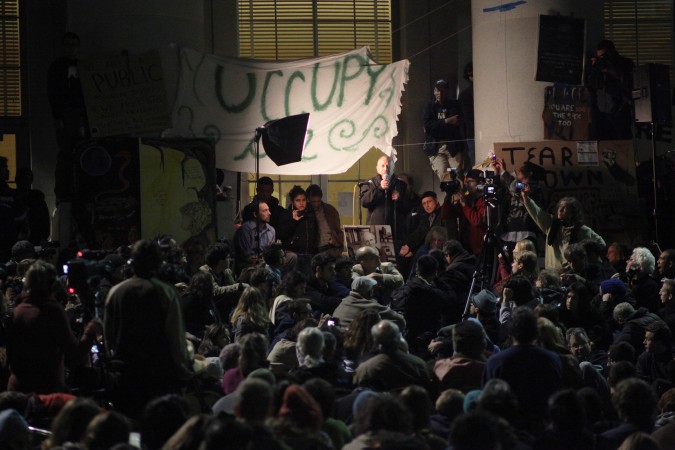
[237,0,392,63]
[0,0,21,117]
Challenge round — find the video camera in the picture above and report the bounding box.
[440,168,461,194]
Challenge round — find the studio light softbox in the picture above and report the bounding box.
[260,113,310,166]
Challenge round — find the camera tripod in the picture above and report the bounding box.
[462,196,503,318]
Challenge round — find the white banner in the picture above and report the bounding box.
[171,47,409,174]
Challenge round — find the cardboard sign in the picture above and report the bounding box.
[80,50,170,137]
[495,140,642,244]
[543,86,592,141]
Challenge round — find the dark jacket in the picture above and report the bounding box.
[277,207,318,255]
[423,98,462,157]
[614,307,664,355]
[360,174,401,226]
[304,275,342,315]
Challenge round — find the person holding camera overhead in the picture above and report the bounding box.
[492,157,543,254]
[442,169,488,256]
[277,185,318,276]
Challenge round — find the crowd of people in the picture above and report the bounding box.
[1,154,675,449]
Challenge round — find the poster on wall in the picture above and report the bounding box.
[495,140,642,244]
[71,138,216,252]
[72,137,142,249]
[139,138,217,254]
[79,50,171,137]
[344,225,395,262]
[536,15,585,85]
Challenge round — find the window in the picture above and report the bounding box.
[237,0,392,222]
[603,0,673,66]
[0,0,22,179]
[0,0,21,117]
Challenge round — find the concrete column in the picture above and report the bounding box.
[471,0,603,162]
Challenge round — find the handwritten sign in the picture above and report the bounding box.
[543,86,591,141]
[79,50,170,137]
[495,140,642,243]
[171,47,409,175]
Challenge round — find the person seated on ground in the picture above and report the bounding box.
[450,409,519,450]
[597,378,658,450]
[521,190,605,273]
[494,250,538,295]
[269,270,308,325]
[268,317,318,378]
[269,298,313,351]
[140,394,190,450]
[288,327,338,385]
[439,239,477,304]
[307,184,345,258]
[333,256,355,299]
[351,246,403,305]
[399,385,449,450]
[235,199,277,272]
[333,276,405,334]
[303,378,352,450]
[565,327,611,401]
[625,246,661,314]
[430,389,465,441]
[532,389,595,450]
[353,320,432,391]
[607,241,630,276]
[271,384,334,450]
[537,317,584,390]
[636,322,675,388]
[277,185,319,275]
[41,397,101,449]
[483,306,563,432]
[230,286,271,343]
[181,271,218,339]
[606,341,637,377]
[223,377,287,449]
[6,260,101,394]
[81,410,131,450]
[536,269,565,306]
[495,238,536,286]
[433,319,488,393]
[596,278,635,329]
[391,255,456,355]
[242,176,285,231]
[559,281,606,336]
[342,309,381,372]
[582,238,616,280]
[658,279,675,337]
[657,249,675,280]
[305,252,341,316]
[613,302,664,357]
[343,392,414,450]
[562,242,605,293]
[406,225,449,280]
[200,241,246,317]
[466,289,500,344]
[498,275,541,333]
[221,332,269,395]
[399,191,446,260]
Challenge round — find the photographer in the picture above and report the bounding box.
[441,169,488,256]
[492,158,542,254]
[585,39,634,140]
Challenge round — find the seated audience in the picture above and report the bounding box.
[353,320,432,391]
[333,276,405,333]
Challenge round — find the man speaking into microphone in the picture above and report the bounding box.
[361,155,405,226]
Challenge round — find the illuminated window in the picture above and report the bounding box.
[0,0,21,117]
[237,0,392,224]
[603,0,673,66]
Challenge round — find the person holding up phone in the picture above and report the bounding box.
[277,185,318,276]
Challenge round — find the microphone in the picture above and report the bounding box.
[357,180,372,187]
[382,173,390,198]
